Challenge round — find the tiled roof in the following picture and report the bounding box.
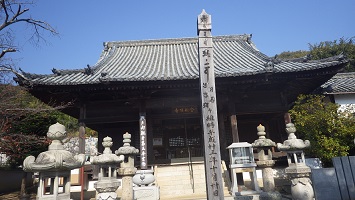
[321,72,355,94]
[17,35,348,86]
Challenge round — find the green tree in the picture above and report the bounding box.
[0,85,58,167]
[278,50,309,59]
[0,133,50,167]
[289,94,355,166]
[278,37,355,72]
[0,1,61,197]
[309,37,355,72]
[56,113,98,138]
[1,85,97,167]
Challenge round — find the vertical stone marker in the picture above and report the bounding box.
[197,9,225,200]
[139,114,147,170]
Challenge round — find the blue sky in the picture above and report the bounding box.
[8,0,355,74]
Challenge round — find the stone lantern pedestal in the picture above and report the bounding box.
[252,124,281,200]
[115,132,139,200]
[277,123,314,200]
[90,136,124,200]
[23,123,86,200]
[132,169,159,200]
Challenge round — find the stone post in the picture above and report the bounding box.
[91,136,124,200]
[252,124,282,200]
[132,115,159,200]
[115,132,139,200]
[197,9,225,199]
[277,123,314,200]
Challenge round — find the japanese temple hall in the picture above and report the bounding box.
[15,34,347,165]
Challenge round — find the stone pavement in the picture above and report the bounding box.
[0,190,292,200]
[159,193,292,200]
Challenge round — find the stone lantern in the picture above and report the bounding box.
[277,123,314,200]
[227,142,260,196]
[23,122,86,200]
[115,132,139,200]
[252,124,281,200]
[90,136,124,200]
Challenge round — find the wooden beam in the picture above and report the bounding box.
[83,115,138,125]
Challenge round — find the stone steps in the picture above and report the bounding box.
[154,160,231,199]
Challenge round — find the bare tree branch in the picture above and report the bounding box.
[0,0,58,71]
[0,84,75,133]
[5,102,74,112]
[0,47,15,58]
[0,64,29,81]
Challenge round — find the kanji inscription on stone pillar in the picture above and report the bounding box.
[197,9,224,200]
[139,114,147,170]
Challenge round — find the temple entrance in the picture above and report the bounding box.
[152,118,203,163]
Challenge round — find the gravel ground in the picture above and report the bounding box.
[0,191,36,200]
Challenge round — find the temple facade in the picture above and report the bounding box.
[16,34,347,166]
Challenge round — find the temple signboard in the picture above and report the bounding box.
[172,106,198,114]
[197,9,224,200]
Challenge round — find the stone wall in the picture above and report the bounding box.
[0,169,32,193]
[63,136,98,156]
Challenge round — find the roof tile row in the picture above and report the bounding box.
[18,35,347,86]
[322,72,355,94]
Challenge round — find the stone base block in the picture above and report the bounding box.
[97,192,117,200]
[133,186,159,200]
[235,190,282,200]
[259,191,282,200]
[36,193,70,200]
[234,194,260,200]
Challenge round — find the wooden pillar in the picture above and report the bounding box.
[229,102,239,143]
[228,99,239,143]
[79,104,86,154]
[79,123,86,154]
[218,112,228,162]
[139,100,153,167]
[230,115,239,143]
[230,113,244,186]
[284,112,292,124]
[79,104,86,200]
[147,118,154,166]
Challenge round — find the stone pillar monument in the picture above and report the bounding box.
[132,115,159,200]
[90,136,124,200]
[252,124,282,200]
[115,132,139,200]
[197,9,224,200]
[277,123,314,200]
[23,122,86,200]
